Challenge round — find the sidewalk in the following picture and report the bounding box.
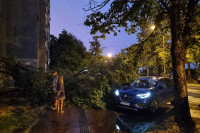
[188,84,200,105]
[30,107,120,133]
[30,107,80,133]
[187,84,200,119]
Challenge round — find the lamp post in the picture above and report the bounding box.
[150,25,166,77]
[146,25,156,76]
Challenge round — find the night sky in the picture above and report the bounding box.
[50,0,138,56]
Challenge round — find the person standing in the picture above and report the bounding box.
[51,72,58,110]
[56,76,65,114]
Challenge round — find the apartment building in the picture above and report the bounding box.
[0,0,50,69]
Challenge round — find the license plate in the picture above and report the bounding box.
[120,101,130,106]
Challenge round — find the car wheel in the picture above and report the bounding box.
[149,99,159,113]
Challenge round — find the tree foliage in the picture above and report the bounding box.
[64,61,111,109]
[50,30,87,71]
[85,0,200,126]
[108,53,139,86]
[89,38,103,63]
[49,30,117,109]
[0,57,52,105]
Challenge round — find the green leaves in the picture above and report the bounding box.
[65,62,111,109]
[0,57,52,105]
[50,30,87,71]
[84,0,166,38]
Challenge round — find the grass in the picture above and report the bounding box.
[0,105,44,133]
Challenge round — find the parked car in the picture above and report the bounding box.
[115,77,174,113]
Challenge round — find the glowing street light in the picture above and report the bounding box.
[107,53,112,58]
[150,24,166,76]
[146,25,156,76]
[151,25,155,30]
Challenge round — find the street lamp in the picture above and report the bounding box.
[151,25,155,30]
[107,53,112,58]
[150,25,166,77]
[146,25,156,76]
[105,53,113,63]
[163,36,166,77]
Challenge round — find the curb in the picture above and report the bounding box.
[24,118,40,133]
[24,104,48,133]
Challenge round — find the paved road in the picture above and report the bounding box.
[115,104,172,133]
[188,84,200,119]
[188,84,200,105]
[116,84,200,132]
[30,107,80,133]
[30,107,125,133]
[30,105,172,133]
[30,84,200,133]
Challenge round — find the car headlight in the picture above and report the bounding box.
[115,90,119,96]
[137,92,151,99]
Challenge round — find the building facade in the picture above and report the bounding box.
[0,0,50,69]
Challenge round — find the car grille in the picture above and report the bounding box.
[120,94,134,102]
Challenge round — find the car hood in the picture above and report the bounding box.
[119,86,154,96]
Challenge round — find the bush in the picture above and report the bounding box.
[64,62,111,109]
[0,57,52,105]
[21,69,52,105]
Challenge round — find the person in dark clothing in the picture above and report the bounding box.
[56,76,65,114]
[51,72,58,110]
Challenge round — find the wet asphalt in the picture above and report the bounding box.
[115,104,172,133]
[30,104,172,133]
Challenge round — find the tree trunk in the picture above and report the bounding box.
[162,65,166,77]
[188,62,192,80]
[146,66,149,76]
[170,0,194,125]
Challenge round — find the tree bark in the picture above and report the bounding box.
[162,65,166,77]
[146,66,149,76]
[170,0,194,125]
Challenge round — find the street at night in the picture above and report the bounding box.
[29,104,172,133]
[0,0,200,133]
[29,84,200,133]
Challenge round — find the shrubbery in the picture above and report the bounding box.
[20,69,52,105]
[62,62,112,109]
[0,30,139,109]
[0,57,52,105]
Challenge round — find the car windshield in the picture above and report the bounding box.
[130,79,157,88]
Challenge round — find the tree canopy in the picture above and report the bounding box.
[85,0,200,127]
[89,37,103,62]
[50,30,87,71]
